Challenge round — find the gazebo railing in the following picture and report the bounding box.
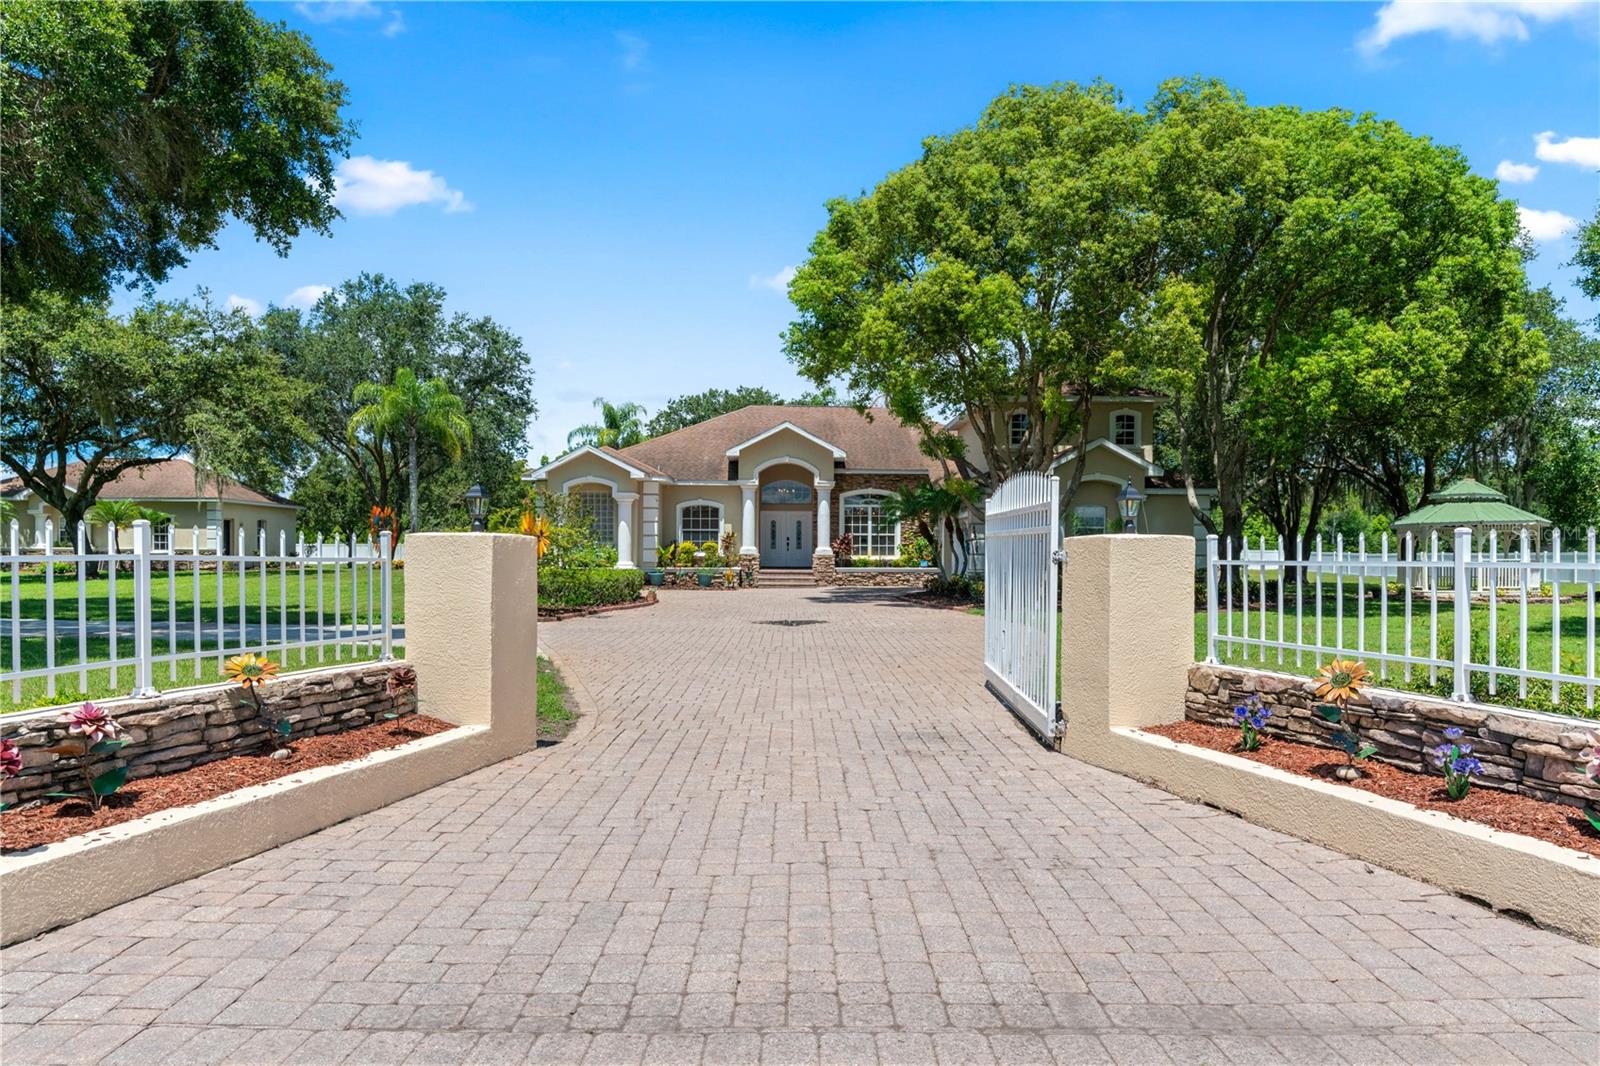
[1209,525,1598,712]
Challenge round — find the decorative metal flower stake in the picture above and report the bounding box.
[1312,658,1375,781]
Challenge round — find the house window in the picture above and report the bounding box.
[1113,412,1138,448]
[576,489,616,547]
[679,503,722,545]
[842,493,899,558]
[1009,412,1029,446]
[152,522,171,553]
[760,480,812,505]
[1072,506,1107,536]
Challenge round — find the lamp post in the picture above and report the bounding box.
[1116,478,1145,534]
[464,484,489,532]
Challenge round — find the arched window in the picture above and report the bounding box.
[841,491,900,558]
[760,480,812,505]
[678,502,723,545]
[576,489,616,547]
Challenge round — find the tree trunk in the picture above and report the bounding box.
[407,430,420,532]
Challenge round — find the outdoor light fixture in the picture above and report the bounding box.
[1116,478,1145,534]
[464,484,489,532]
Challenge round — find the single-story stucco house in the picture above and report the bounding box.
[526,400,1213,583]
[1,459,300,554]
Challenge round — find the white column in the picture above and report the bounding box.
[615,492,638,569]
[642,482,661,567]
[740,481,758,555]
[815,479,834,556]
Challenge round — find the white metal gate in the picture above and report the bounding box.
[983,471,1061,741]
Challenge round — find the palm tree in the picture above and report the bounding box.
[567,398,647,450]
[881,479,982,576]
[348,368,474,532]
[84,499,144,555]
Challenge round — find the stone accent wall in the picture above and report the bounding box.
[1186,663,1599,812]
[1,662,416,806]
[738,551,760,587]
[657,569,742,590]
[811,553,836,585]
[823,567,936,588]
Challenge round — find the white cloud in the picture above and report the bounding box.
[749,265,797,293]
[285,285,333,310]
[1517,204,1580,242]
[1534,130,1600,169]
[616,31,650,72]
[294,0,404,34]
[332,156,471,215]
[226,294,264,317]
[1358,1,1590,56]
[1494,159,1539,183]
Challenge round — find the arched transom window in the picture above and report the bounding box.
[841,491,900,558]
[760,480,812,505]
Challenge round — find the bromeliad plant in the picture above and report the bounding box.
[43,704,130,811]
[1583,731,1600,834]
[1233,695,1271,752]
[225,653,290,752]
[1,735,21,812]
[1428,727,1482,801]
[1312,658,1376,781]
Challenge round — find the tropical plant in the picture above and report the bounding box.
[1311,658,1376,779]
[225,653,288,752]
[43,704,129,812]
[0,735,21,812]
[370,505,399,546]
[831,531,854,565]
[83,499,144,554]
[1581,730,1600,834]
[348,367,473,532]
[566,397,647,450]
[1428,727,1482,801]
[1233,696,1271,752]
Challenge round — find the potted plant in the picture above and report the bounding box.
[697,568,714,588]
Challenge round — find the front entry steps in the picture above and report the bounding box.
[759,569,816,588]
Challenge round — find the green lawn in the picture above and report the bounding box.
[537,655,577,739]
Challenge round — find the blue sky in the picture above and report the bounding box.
[129,1,1600,462]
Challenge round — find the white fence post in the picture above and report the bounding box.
[131,519,158,697]
[1451,526,1471,702]
[380,531,394,661]
[1204,534,1219,663]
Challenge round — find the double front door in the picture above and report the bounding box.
[761,512,812,568]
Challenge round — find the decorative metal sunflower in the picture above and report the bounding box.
[224,653,280,689]
[1313,658,1371,709]
[522,511,551,558]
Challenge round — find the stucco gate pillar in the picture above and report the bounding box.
[614,491,638,569]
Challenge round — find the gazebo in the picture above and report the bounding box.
[1392,478,1550,590]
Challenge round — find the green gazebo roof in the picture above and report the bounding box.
[1391,478,1550,530]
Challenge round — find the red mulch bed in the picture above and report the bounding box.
[903,591,982,612]
[1,715,455,853]
[539,594,658,621]
[1146,719,1600,859]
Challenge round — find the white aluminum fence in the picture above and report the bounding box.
[4,518,394,705]
[1206,525,1599,711]
[983,472,1061,740]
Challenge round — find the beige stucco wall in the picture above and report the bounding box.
[1055,532,1600,944]
[657,483,741,549]
[733,427,837,483]
[9,497,298,553]
[532,453,649,565]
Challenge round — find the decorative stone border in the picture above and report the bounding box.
[1187,663,1599,812]
[814,561,936,587]
[1,663,415,807]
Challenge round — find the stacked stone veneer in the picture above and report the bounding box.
[1,662,416,807]
[822,566,936,588]
[656,568,743,590]
[1186,663,1599,812]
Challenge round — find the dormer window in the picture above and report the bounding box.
[1113,412,1138,448]
[1009,412,1029,446]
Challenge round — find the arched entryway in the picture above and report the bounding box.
[756,462,819,569]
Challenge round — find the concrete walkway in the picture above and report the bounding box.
[1,588,1596,1065]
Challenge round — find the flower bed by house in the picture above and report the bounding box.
[0,661,417,807]
[1187,662,1599,811]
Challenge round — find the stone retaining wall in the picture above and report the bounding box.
[654,569,743,590]
[2,662,416,806]
[1186,663,1598,811]
[823,566,937,588]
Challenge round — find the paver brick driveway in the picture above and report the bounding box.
[3,587,1597,1065]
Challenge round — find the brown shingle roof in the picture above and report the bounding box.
[614,406,937,481]
[0,459,296,507]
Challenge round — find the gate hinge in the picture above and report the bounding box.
[1052,549,1066,564]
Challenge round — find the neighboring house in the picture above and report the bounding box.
[1,459,300,554]
[526,401,1214,580]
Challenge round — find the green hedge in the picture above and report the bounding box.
[539,567,644,609]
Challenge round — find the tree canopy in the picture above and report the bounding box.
[1,0,352,302]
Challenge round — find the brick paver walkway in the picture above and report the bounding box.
[3,587,1597,1065]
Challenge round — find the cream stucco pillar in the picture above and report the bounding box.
[615,491,638,568]
[642,482,661,567]
[814,479,834,555]
[740,480,758,555]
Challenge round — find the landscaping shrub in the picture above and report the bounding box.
[539,567,644,608]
